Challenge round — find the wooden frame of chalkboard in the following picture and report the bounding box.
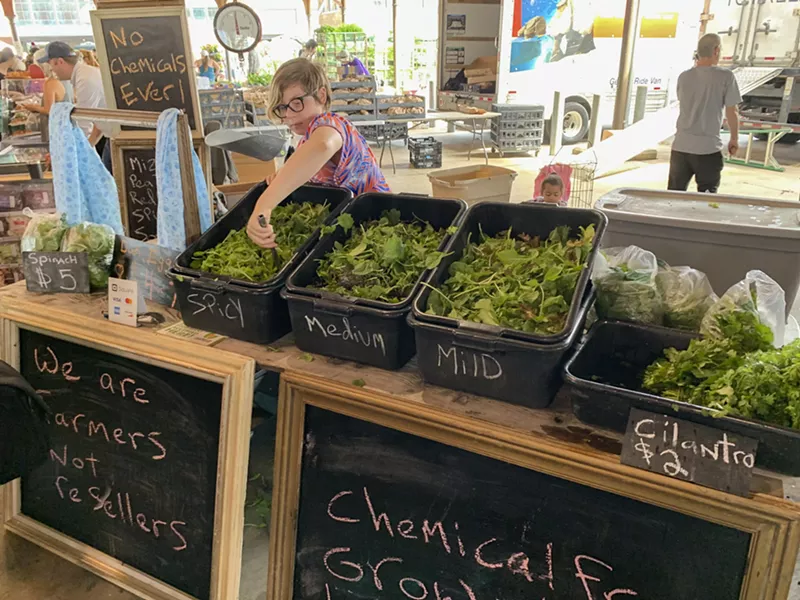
[267,372,800,600]
[90,6,203,136]
[0,302,255,600]
[111,137,212,242]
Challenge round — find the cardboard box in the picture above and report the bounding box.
[465,67,495,78]
[464,56,497,75]
[467,74,497,85]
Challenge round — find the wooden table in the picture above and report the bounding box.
[1,283,800,600]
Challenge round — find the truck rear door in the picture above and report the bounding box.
[707,0,752,66]
[745,1,800,67]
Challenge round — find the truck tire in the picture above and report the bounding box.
[546,102,591,145]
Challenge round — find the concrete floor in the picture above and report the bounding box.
[1,129,799,600]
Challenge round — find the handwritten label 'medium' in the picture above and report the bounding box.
[304,315,387,356]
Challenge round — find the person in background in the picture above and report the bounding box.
[38,41,112,173]
[336,50,370,77]
[21,49,72,116]
[299,39,318,60]
[668,33,741,194]
[524,173,567,207]
[246,58,388,248]
[195,50,221,85]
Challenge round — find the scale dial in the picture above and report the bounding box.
[213,1,262,54]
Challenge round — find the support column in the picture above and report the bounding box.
[612,0,642,130]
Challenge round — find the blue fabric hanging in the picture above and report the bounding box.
[155,108,212,251]
[48,103,123,234]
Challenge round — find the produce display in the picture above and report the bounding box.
[656,265,717,331]
[190,202,331,283]
[641,275,800,429]
[21,212,68,252]
[61,222,115,289]
[313,209,448,303]
[426,225,596,335]
[593,246,663,326]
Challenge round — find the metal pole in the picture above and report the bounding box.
[587,94,602,147]
[549,91,564,156]
[392,0,399,89]
[612,0,641,130]
[633,84,648,123]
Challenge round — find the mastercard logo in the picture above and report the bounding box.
[125,298,133,305]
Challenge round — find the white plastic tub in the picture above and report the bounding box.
[595,188,800,309]
[428,165,517,205]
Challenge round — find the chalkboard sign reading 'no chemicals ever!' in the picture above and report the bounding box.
[93,8,201,133]
[0,316,254,600]
[269,378,800,600]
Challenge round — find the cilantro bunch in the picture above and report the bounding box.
[426,225,595,335]
[191,202,330,283]
[313,209,449,303]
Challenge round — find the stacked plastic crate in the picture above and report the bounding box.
[199,89,246,130]
[490,104,544,155]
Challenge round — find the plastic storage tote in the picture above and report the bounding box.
[169,182,352,344]
[563,320,800,475]
[410,289,593,408]
[283,193,467,370]
[596,188,800,313]
[428,165,518,205]
[413,201,607,344]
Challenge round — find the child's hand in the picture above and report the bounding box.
[247,210,277,248]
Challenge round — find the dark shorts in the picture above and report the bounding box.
[667,149,723,194]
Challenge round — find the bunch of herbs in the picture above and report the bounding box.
[426,225,595,335]
[313,209,448,303]
[191,202,330,283]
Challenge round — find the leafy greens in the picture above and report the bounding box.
[191,202,330,283]
[60,222,115,288]
[426,225,595,335]
[313,209,448,303]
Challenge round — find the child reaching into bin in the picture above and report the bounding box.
[247,59,389,249]
[524,173,568,207]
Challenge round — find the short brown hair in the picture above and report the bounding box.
[63,55,79,66]
[268,58,332,121]
[542,173,564,190]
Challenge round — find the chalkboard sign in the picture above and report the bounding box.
[621,408,758,497]
[23,252,91,294]
[290,406,755,599]
[18,330,222,599]
[94,10,200,132]
[113,236,179,308]
[120,147,158,241]
[112,141,207,242]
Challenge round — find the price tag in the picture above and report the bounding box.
[620,408,758,497]
[108,277,139,327]
[23,252,91,294]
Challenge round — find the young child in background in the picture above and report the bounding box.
[524,173,567,207]
[246,58,389,249]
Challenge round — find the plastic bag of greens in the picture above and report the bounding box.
[700,270,785,352]
[656,265,718,331]
[20,210,68,253]
[592,245,663,325]
[61,222,116,289]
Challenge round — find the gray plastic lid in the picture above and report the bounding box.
[596,188,800,238]
[205,125,289,162]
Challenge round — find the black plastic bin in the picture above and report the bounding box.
[412,202,607,345]
[169,182,352,344]
[283,192,467,369]
[409,289,593,408]
[563,320,800,475]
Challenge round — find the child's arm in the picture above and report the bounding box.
[247,126,343,248]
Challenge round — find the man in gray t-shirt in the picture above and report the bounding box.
[669,33,741,193]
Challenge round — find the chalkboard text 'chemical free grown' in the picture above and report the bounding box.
[20,330,222,600]
[295,406,752,600]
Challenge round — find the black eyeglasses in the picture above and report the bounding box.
[272,94,313,118]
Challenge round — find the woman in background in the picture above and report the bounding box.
[195,50,222,84]
[78,49,100,68]
[336,51,370,77]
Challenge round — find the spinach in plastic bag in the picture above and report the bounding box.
[61,222,115,289]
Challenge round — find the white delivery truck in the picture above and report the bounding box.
[706,0,800,143]
[438,0,699,144]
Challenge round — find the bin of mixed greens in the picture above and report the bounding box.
[414,202,607,344]
[425,224,595,336]
[283,193,466,370]
[189,201,331,283]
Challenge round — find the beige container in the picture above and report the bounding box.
[428,165,518,205]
